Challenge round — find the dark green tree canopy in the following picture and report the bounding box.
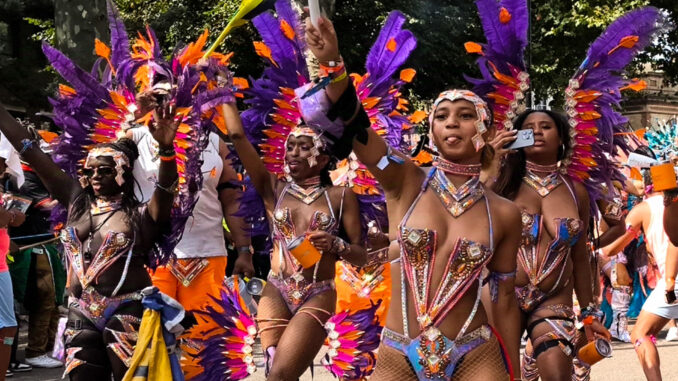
[1,0,676,111]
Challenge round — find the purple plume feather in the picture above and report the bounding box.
[42,43,110,101]
[565,6,669,210]
[106,0,130,69]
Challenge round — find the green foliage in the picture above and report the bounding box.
[113,0,263,77]
[1,0,677,112]
[23,17,54,43]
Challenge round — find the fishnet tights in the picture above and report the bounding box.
[371,335,509,380]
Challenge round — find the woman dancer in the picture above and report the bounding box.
[494,109,610,380]
[0,101,178,380]
[301,15,522,380]
[222,98,367,379]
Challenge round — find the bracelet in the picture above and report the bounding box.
[157,146,176,157]
[319,58,344,74]
[330,70,348,84]
[237,246,254,255]
[19,138,37,156]
[331,237,350,256]
[160,154,176,162]
[580,304,604,322]
[155,178,179,195]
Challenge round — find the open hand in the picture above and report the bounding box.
[304,15,340,63]
[150,103,180,148]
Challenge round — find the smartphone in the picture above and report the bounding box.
[309,0,321,28]
[504,129,535,150]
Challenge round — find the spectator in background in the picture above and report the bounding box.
[6,136,65,369]
[0,149,28,379]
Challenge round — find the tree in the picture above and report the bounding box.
[1,0,676,112]
[54,0,109,69]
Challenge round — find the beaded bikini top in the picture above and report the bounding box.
[61,226,133,296]
[398,168,494,332]
[517,171,583,290]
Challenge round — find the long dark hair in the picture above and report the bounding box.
[69,138,142,233]
[494,109,571,200]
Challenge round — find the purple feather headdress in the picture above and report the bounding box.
[562,7,670,206]
[44,0,234,268]
[464,0,529,130]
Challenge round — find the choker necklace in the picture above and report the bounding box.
[523,169,563,197]
[433,157,481,177]
[526,161,558,173]
[91,196,123,215]
[287,176,325,205]
[429,168,484,217]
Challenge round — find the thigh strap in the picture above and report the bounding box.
[533,337,574,358]
[526,316,575,338]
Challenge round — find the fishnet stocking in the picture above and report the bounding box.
[371,336,509,380]
[370,344,416,380]
[452,335,509,380]
[257,283,293,350]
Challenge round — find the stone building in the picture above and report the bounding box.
[623,68,678,130]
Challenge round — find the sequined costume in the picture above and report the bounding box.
[515,176,584,313]
[60,202,147,379]
[372,168,510,380]
[266,182,344,314]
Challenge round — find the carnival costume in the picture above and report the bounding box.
[41,1,228,378]
[193,1,382,379]
[466,1,667,379]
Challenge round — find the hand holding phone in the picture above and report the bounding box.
[504,129,534,150]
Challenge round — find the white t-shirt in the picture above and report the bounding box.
[131,128,227,259]
[646,194,670,278]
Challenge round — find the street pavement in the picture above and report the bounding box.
[14,325,678,380]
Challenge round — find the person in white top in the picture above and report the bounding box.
[127,94,252,379]
[604,178,678,381]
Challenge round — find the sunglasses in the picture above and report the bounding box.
[81,166,116,178]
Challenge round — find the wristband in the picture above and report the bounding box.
[330,69,348,84]
[160,154,176,162]
[155,178,179,195]
[581,304,604,322]
[331,237,350,256]
[158,146,176,157]
[237,246,253,255]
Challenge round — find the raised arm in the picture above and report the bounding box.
[219,141,255,277]
[146,104,179,225]
[0,103,79,206]
[221,102,275,208]
[601,201,646,257]
[304,16,420,199]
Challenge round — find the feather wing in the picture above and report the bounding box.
[464,0,530,130]
[564,7,669,206]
